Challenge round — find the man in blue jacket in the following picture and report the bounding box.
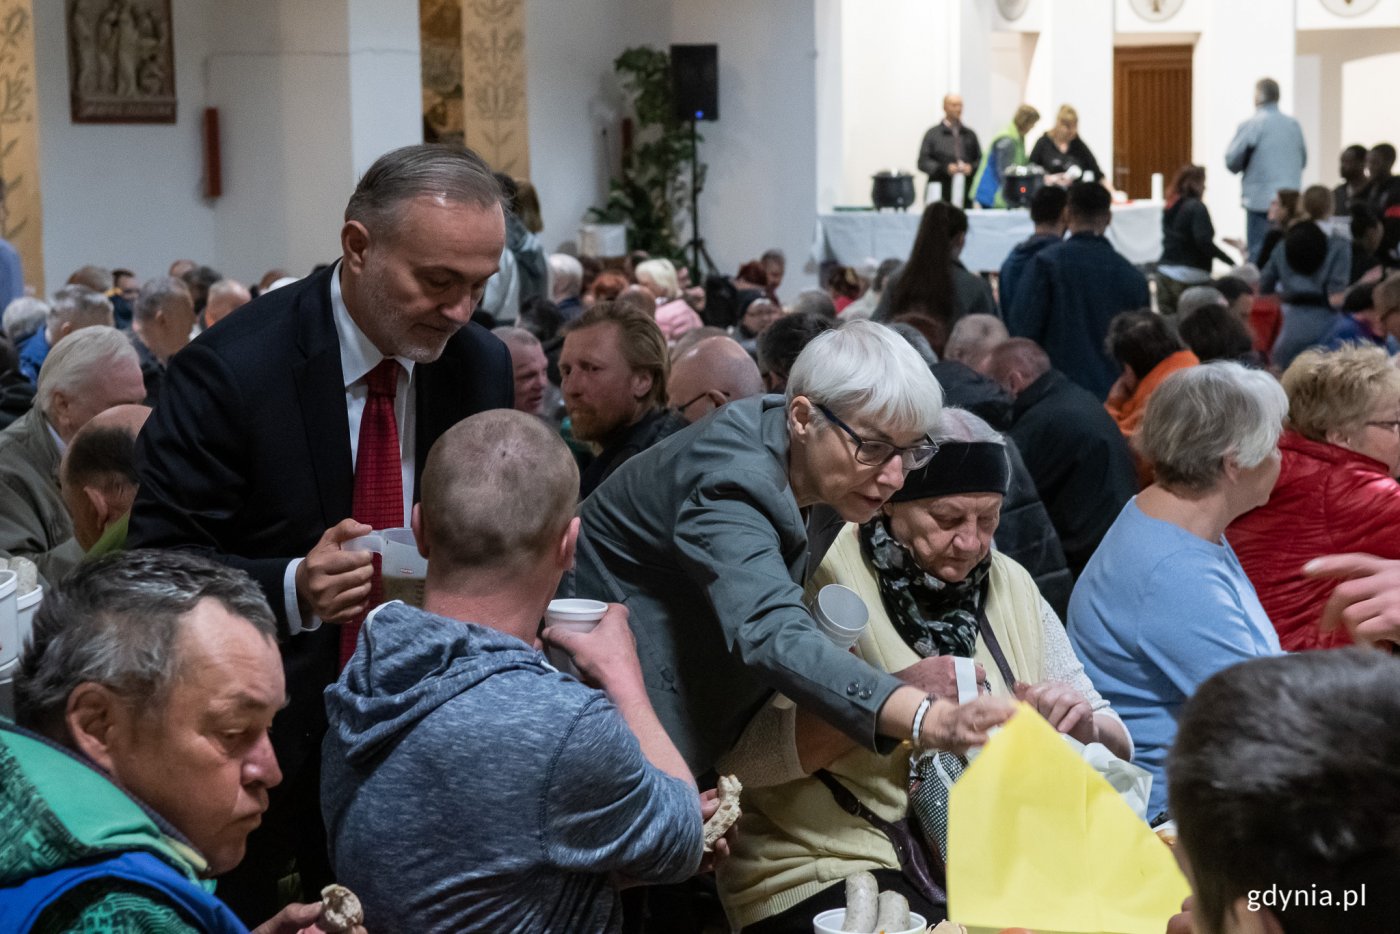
[1226,77,1306,264]
[1007,182,1150,399]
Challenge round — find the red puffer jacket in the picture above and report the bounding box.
[1229,431,1400,651]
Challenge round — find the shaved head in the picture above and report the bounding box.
[943,94,964,122]
[419,410,578,578]
[984,337,1052,396]
[667,335,764,423]
[204,279,252,328]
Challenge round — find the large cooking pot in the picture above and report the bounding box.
[1002,164,1046,209]
[871,172,916,211]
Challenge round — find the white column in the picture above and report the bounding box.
[347,0,423,178]
[1194,0,1297,244]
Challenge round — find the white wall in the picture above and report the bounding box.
[524,0,663,253]
[670,0,818,286]
[1296,28,1400,193]
[34,0,219,290]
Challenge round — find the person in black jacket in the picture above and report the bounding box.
[917,94,982,207]
[1156,164,1240,321]
[984,338,1138,578]
[1028,105,1104,186]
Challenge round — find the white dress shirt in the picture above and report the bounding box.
[284,262,416,633]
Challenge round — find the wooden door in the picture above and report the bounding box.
[1113,46,1193,199]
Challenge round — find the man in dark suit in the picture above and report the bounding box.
[984,338,1138,577]
[128,144,514,923]
[1007,182,1150,399]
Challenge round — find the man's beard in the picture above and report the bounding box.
[357,267,458,363]
[569,403,634,444]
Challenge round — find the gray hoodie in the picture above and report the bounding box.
[321,602,703,933]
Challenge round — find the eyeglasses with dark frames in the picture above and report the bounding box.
[1365,419,1400,434]
[815,403,937,471]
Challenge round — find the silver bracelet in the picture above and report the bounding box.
[910,695,934,752]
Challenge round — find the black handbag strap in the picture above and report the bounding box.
[815,769,946,906]
[976,605,1017,691]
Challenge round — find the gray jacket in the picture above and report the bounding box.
[0,407,83,586]
[1225,103,1306,213]
[571,395,903,774]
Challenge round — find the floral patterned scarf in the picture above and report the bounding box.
[857,515,991,659]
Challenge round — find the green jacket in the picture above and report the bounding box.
[0,724,210,932]
[971,121,1029,209]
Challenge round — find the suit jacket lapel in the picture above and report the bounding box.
[292,268,354,527]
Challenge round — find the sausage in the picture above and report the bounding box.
[875,890,911,932]
[841,871,879,932]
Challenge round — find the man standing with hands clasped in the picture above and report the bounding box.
[919,94,982,207]
[129,144,515,923]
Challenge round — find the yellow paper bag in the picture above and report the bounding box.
[947,704,1190,934]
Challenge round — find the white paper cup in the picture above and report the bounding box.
[810,584,869,649]
[0,570,17,668]
[544,598,608,631]
[543,599,608,677]
[812,908,926,934]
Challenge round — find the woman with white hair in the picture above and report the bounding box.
[567,321,1015,784]
[716,407,1129,933]
[1068,362,1288,824]
[635,257,702,342]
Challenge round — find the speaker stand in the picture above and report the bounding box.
[682,118,716,278]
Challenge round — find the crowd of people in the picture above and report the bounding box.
[0,123,1398,934]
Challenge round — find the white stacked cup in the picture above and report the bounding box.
[0,570,20,720]
[543,598,609,679]
[810,584,869,649]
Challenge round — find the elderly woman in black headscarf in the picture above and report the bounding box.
[715,407,1128,934]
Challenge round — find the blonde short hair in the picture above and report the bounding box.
[1057,104,1078,126]
[1283,345,1400,442]
[634,259,680,301]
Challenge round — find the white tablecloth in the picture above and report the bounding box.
[812,202,1165,274]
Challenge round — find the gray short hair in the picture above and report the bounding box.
[1137,362,1287,493]
[787,318,943,438]
[134,276,192,323]
[789,288,837,320]
[944,313,1010,367]
[886,322,937,367]
[49,285,113,337]
[1178,286,1228,320]
[3,296,49,345]
[548,254,583,299]
[15,550,277,736]
[345,144,504,238]
[1256,78,1280,104]
[36,326,139,417]
[492,325,540,351]
[635,259,680,300]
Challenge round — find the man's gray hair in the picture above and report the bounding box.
[548,254,583,300]
[1256,78,1280,104]
[944,313,1009,367]
[492,325,540,350]
[1137,361,1287,493]
[345,143,504,237]
[36,326,138,417]
[15,550,277,736]
[48,285,113,339]
[886,322,937,367]
[789,288,837,320]
[134,276,192,324]
[935,406,1007,446]
[787,318,943,439]
[3,296,49,345]
[1178,286,1228,320]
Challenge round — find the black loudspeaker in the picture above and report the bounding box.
[671,44,718,122]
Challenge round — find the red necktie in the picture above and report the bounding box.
[339,359,403,667]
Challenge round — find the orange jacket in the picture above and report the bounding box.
[1106,349,1199,486]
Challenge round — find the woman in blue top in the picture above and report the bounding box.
[1067,362,1288,824]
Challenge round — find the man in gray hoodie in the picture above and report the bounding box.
[321,410,705,932]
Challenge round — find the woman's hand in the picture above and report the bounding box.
[919,695,1016,754]
[1015,680,1096,745]
[895,655,985,700]
[250,901,369,934]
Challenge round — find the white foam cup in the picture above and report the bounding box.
[810,584,869,649]
[0,570,17,668]
[13,583,41,665]
[812,908,926,934]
